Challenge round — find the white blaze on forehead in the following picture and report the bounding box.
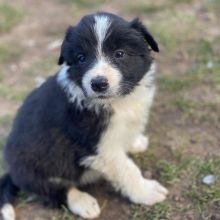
[94,15,111,55]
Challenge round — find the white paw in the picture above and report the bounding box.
[130,179,168,205]
[130,135,149,153]
[67,189,100,219]
[1,203,15,220]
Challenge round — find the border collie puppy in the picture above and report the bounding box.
[0,12,168,220]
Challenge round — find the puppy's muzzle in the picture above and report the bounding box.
[91,76,109,93]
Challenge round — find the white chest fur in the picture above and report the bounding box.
[98,63,156,155]
[80,63,156,187]
[81,63,156,170]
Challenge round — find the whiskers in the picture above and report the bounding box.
[116,81,137,96]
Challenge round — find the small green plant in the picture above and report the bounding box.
[0,114,13,129]
[156,159,190,184]
[0,3,25,33]
[60,0,106,8]
[174,97,195,113]
[158,76,192,92]
[131,202,172,220]
[185,158,220,216]
[125,3,164,14]
[0,44,23,64]
[25,56,57,77]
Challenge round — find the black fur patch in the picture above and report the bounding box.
[4,76,111,205]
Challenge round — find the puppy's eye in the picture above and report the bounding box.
[114,50,125,59]
[77,53,86,63]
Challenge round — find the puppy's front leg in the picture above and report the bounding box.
[85,153,168,205]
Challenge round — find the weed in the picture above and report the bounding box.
[174,97,195,113]
[60,0,106,8]
[0,3,25,33]
[125,3,164,14]
[131,202,172,220]
[0,44,23,64]
[185,158,220,216]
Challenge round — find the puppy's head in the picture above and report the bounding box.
[58,12,158,101]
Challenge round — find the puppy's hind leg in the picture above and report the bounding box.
[128,134,149,154]
[26,177,100,219]
[67,187,100,219]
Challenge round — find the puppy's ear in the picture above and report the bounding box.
[130,18,159,52]
[58,26,74,65]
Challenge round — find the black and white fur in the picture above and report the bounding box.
[0,12,168,220]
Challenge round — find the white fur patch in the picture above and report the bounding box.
[67,188,100,219]
[1,204,15,220]
[94,15,111,56]
[129,179,168,205]
[129,134,149,153]
[82,15,121,98]
[81,63,168,205]
[57,64,111,113]
[57,64,85,108]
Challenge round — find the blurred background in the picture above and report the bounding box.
[0,0,220,219]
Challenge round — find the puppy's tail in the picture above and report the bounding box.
[0,174,19,220]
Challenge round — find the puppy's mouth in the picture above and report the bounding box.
[82,88,117,100]
[96,95,112,99]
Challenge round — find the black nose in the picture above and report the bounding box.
[91,76,109,92]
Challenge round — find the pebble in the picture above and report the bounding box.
[202,175,216,185]
[207,60,214,69]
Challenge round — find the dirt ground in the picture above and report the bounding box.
[0,0,220,219]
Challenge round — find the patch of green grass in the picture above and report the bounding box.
[158,75,192,92]
[0,3,25,33]
[169,0,194,4]
[0,115,12,174]
[156,161,182,184]
[187,38,220,87]
[0,114,13,129]
[131,202,172,220]
[149,12,197,52]
[189,39,214,63]
[0,44,24,64]
[206,0,220,11]
[0,138,4,150]
[60,0,106,8]
[0,136,5,167]
[185,157,220,216]
[125,3,164,14]
[0,84,28,102]
[25,56,57,77]
[156,158,190,184]
[174,97,195,113]
[157,37,220,93]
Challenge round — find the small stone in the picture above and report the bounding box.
[202,174,216,185]
[207,60,214,69]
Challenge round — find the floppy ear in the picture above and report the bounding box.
[58,26,74,65]
[130,18,159,52]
